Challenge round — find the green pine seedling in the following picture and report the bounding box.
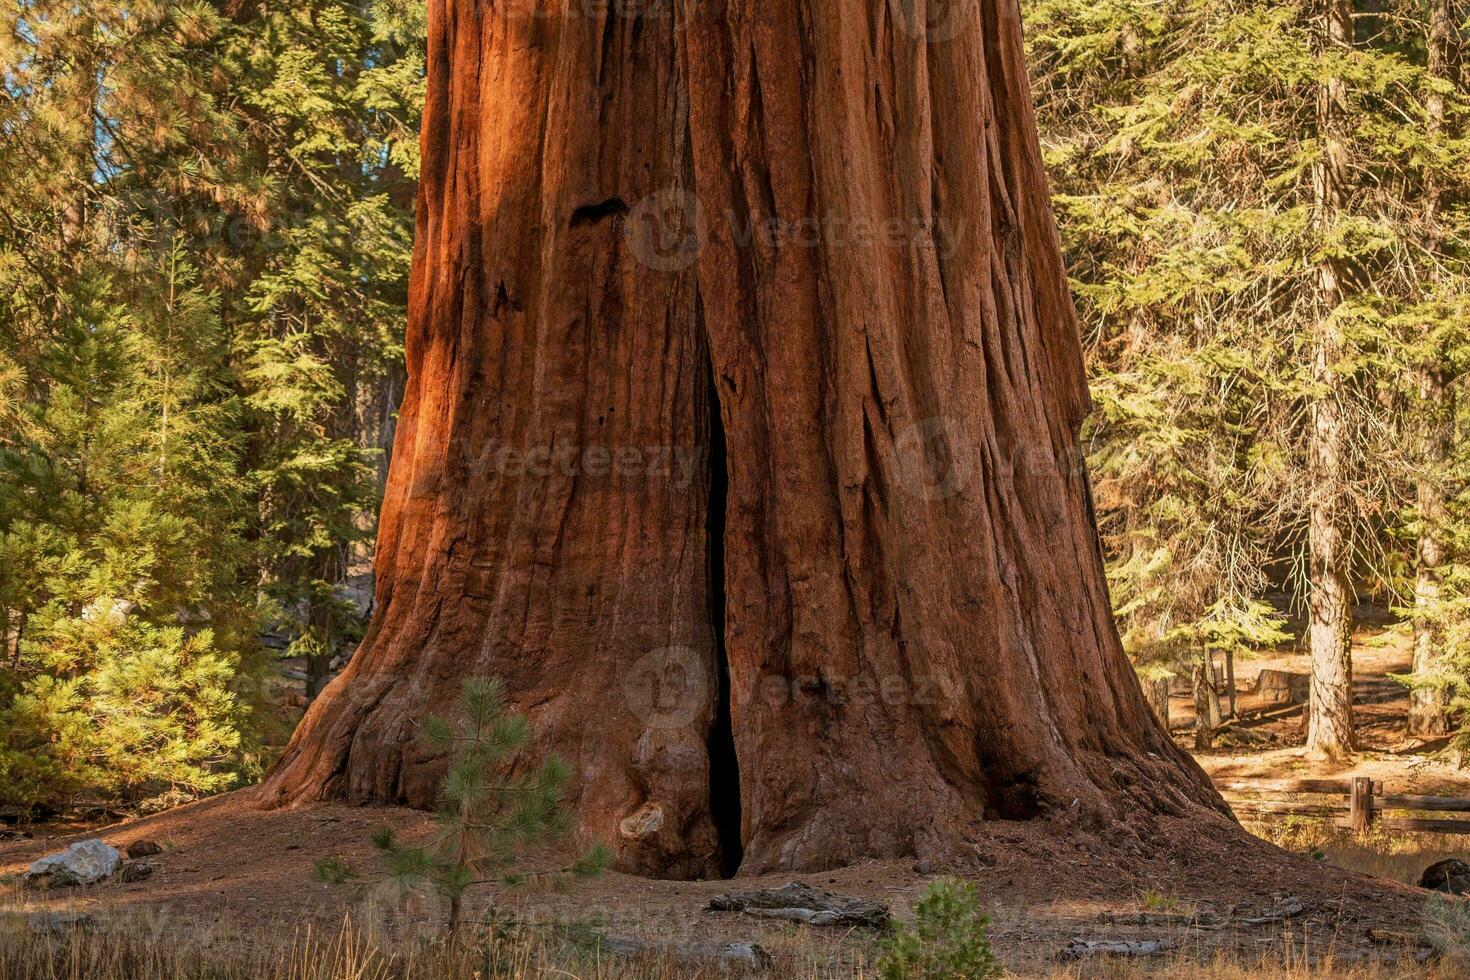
[316,677,611,936]
[877,879,1001,980]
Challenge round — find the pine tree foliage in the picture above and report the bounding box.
[0,0,423,807]
[219,0,419,691]
[1026,0,1470,747]
[318,678,612,937]
[877,879,1002,980]
[0,0,257,802]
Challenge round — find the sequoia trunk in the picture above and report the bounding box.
[261,0,1227,876]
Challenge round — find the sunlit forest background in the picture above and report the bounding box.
[2,0,1468,811]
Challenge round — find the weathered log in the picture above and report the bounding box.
[596,935,771,971]
[1058,939,1173,961]
[707,881,889,929]
[1242,896,1307,926]
[1091,911,1224,930]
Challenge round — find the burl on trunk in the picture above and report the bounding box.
[260,0,1226,877]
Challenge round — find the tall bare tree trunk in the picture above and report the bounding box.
[1224,649,1238,719]
[1193,655,1216,750]
[260,0,1228,876]
[1412,384,1454,737]
[1144,676,1171,731]
[1409,0,1462,738]
[1306,0,1357,759]
[1206,654,1224,728]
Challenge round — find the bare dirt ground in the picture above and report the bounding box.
[4,626,1469,976]
[0,785,1448,976]
[1182,626,1470,794]
[1172,626,1470,893]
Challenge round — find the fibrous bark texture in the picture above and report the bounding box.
[1409,0,1462,739]
[261,0,1227,877]
[1305,0,1357,759]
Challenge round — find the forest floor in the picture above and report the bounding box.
[0,788,1455,977]
[3,627,1470,977]
[1178,623,1470,889]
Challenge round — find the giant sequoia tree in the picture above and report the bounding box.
[261,0,1226,876]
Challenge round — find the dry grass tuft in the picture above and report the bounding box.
[1246,816,1470,885]
[0,908,871,979]
[1,907,1465,979]
[4,818,1469,978]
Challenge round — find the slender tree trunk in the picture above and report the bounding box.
[1205,653,1223,730]
[1193,656,1215,750]
[1144,676,1171,731]
[1409,0,1462,738]
[1224,649,1238,719]
[1412,381,1453,736]
[446,892,461,939]
[260,0,1229,876]
[1306,0,1357,759]
[7,611,23,668]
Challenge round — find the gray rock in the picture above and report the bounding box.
[708,880,890,929]
[23,839,121,888]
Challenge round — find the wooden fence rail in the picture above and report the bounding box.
[1215,777,1470,835]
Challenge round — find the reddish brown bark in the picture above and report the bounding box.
[261,0,1227,877]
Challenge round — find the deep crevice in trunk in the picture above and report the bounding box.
[704,354,742,878]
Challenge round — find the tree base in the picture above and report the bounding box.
[260,0,1235,879]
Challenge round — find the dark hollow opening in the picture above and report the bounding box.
[704,354,743,878]
[569,197,629,227]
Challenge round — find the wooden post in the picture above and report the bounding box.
[1350,776,1374,833]
[1224,650,1238,719]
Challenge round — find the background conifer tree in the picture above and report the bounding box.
[1026,0,1470,755]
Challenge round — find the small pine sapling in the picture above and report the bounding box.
[317,677,611,936]
[877,878,1001,979]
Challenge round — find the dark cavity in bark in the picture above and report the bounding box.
[704,351,743,878]
[570,197,630,227]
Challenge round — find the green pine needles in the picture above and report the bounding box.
[317,677,611,937]
[1025,0,1470,746]
[877,879,1001,980]
[0,0,424,810]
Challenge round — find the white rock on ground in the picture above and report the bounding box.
[23,839,121,888]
